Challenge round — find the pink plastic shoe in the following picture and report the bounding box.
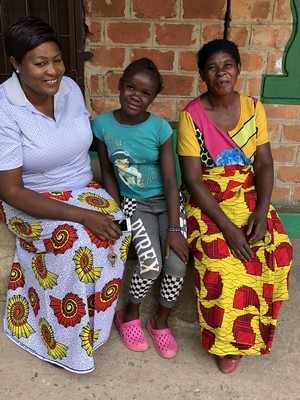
[146,318,178,358]
[114,310,148,352]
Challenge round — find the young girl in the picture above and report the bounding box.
[93,58,189,359]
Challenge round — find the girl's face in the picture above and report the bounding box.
[11,41,65,103]
[200,51,240,96]
[117,69,158,124]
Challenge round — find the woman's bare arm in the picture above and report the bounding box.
[0,167,122,240]
[179,155,253,261]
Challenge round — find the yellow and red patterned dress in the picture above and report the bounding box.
[177,94,293,356]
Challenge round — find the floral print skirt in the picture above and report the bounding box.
[0,181,131,373]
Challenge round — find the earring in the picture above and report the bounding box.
[16,69,19,74]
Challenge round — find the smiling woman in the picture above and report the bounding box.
[10,42,65,118]
[177,39,293,374]
[0,16,131,374]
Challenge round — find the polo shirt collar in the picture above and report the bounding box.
[3,72,71,107]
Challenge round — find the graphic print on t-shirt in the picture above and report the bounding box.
[111,150,142,188]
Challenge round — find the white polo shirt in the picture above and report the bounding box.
[0,73,93,192]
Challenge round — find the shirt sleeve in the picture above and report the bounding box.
[0,110,23,171]
[158,118,173,145]
[92,115,104,141]
[255,100,269,146]
[177,111,200,157]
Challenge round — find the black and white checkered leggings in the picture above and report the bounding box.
[122,193,187,308]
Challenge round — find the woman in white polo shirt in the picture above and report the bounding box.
[0,16,131,374]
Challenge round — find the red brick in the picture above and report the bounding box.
[155,24,195,46]
[234,76,245,93]
[161,75,195,96]
[271,186,291,203]
[148,99,174,121]
[240,51,265,72]
[252,26,291,49]
[228,26,250,47]
[183,0,226,19]
[106,73,122,95]
[264,104,300,121]
[267,53,284,74]
[179,51,198,72]
[108,22,151,44]
[88,20,102,43]
[246,77,262,97]
[132,0,177,19]
[178,99,192,115]
[231,0,271,21]
[91,98,120,116]
[202,24,224,43]
[131,50,175,71]
[90,74,102,95]
[90,48,125,68]
[294,186,300,202]
[89,0,125,17]
[274,0,293,22]
[271,145,297,163]
[268,123,282,143]
[284,125,300,142]
[277,166,300,183]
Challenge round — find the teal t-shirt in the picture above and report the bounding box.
[93,112,172,199]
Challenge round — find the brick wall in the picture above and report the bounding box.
[83,0,300,205]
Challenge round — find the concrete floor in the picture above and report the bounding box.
[0,240,299,400]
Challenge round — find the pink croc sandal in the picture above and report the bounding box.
[114,310,148,352]
[146,318,178,359]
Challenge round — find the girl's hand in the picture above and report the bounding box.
[222,222,253,262]
[246,210,267,245]
[165,232,190,264]
[81,209,122,240]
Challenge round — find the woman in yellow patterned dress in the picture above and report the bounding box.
[0,16,131,373]
[177,39,293,374]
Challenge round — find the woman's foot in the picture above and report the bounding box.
[217,355,243,374]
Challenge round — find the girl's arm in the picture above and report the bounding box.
[0,167,122,240]
[96,138,121,206]
[160,136,189,264]
[179,155,253,262]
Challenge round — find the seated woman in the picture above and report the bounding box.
[177,39,293,374]
[0,16,131,374]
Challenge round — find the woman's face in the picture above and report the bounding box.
[200,51,240,96]
[11,41,65,101]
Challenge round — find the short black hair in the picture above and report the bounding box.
[197,39,241,71]
[123,58,164,94]
[4,15,61,63]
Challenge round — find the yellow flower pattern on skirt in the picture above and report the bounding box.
[2,181,131,373]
